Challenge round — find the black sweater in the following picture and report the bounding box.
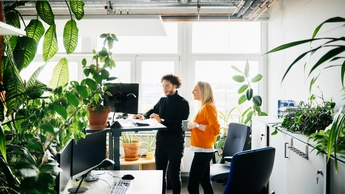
[143,90,190,141]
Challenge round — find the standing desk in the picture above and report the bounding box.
[110,119,167,170]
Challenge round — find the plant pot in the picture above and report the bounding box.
[146,151,154,159]
[122,140,141,161]
[87,106,111,130]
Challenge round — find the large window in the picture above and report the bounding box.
[139,60,176,113]
[192,22,261,53]
[24,21,264,122]
[194,60,260,119]
[97,23,178,54]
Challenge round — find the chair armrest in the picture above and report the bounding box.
[224,156,232,162]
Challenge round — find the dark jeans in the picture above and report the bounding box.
[155,138,184,194]
[187,152,214,194]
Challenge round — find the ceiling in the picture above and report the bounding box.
[12,0,276,21]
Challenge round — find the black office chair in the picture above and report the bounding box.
[210,122,251,183]
[223,146,276,194]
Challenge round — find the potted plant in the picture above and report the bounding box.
[136,132,156,159]
[0,1,86,193]
[120,132,141,161]
[272,90,335,135]
[80,33,118,129]
[266,16,345,171]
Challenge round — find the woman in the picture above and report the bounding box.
[186,81,220,194]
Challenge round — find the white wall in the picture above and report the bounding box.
[266,0,345,115]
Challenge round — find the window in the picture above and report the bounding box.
[20,61,79,85]
[97,23,178,54]
[139,60,176,113]
[192,22,261,53]
[194,60,260,120]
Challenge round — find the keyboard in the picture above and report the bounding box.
[109,179,132,194]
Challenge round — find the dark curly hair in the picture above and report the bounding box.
[161,74,182,88]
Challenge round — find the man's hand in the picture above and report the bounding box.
[149,113,162,123]
[133,114,144,120]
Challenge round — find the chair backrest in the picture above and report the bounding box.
[223,146,276,194]
[221,122,251,162]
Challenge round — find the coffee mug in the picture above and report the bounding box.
[182,120,189,131]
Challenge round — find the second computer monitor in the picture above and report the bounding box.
[104,83,139,114]
[71,130,107,180]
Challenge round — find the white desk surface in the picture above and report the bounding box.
[63,170,162,194]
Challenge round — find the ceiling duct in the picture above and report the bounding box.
[242,0,262,18]
[13,0,273,21]
[236,0,253,17]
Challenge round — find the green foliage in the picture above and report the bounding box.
[266,16,345,171]
[0,1,85,193]
[120,132,136,144]
[273,93,335,136]
[135,132,156,152]
[231,59,268,125]
[80,33,118,113]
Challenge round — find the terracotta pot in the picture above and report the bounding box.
[146,151,154,159]
[87,106,111,130]
[122,140,141,161]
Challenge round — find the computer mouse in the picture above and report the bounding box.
[122,113,128,119]
[122,174,135,180]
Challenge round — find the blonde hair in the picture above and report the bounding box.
[196,81,215,106]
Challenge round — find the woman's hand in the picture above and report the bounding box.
[188,122,197,129]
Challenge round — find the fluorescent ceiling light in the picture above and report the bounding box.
[0,21,25,35]
[53,15,167,37]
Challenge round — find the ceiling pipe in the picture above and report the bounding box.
[242,0,262,18]
[252,0,276,21]
[231,0,245,16]
[248,0,268,20]
[236,0,254,17]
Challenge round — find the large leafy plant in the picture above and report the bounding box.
[266,16,345,171]
[214,60,267,162]
[231,59,268,124]
[80,33,118,113]
[0,1,86,193]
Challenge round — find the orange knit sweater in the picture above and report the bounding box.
[190,102,220,149]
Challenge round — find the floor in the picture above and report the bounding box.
[166,176,225,194]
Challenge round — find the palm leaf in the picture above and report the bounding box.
[312,17,345,39]
[308,45,345,76]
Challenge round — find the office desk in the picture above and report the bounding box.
[63,170,162,194]
[110,119,167,170]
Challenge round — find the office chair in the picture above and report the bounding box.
[210,122,251,183]
[223,146,276,194]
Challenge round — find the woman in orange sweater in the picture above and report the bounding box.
[186,81,220,194]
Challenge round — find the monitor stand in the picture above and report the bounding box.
[84,172,99,182]
[67,186,89,193]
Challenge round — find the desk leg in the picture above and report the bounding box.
[112,131,121,170]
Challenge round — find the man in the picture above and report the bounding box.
[134,74,190,194]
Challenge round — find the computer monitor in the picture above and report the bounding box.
[71,130,107,180]
[55,139,73,193]
[104,83,139,114]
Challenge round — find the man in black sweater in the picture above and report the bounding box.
[134,74,190,194]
